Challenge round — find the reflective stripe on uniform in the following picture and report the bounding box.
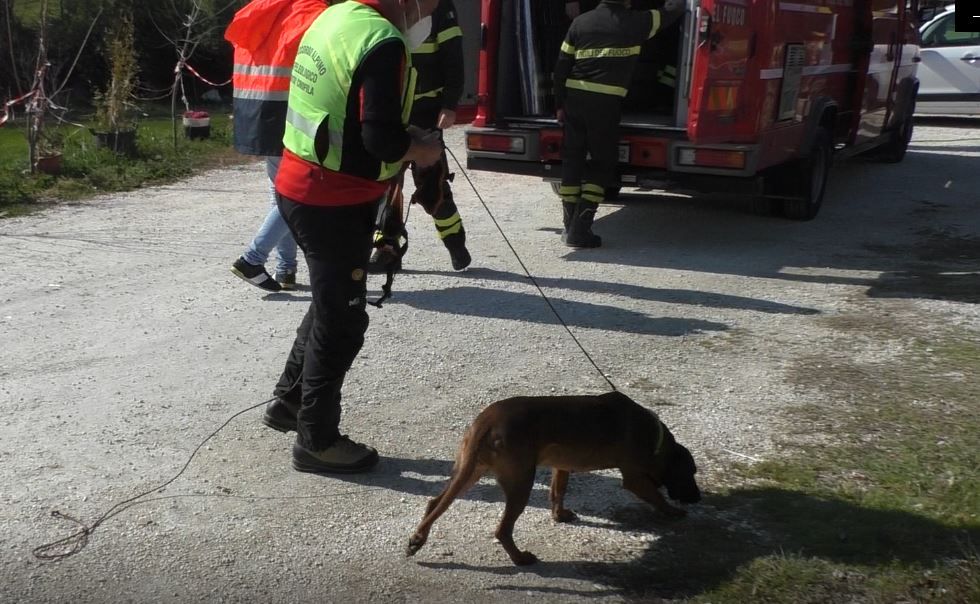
[414,41,438,54]
[647,10,662,38]
[582,182,604,202]
[574,46,640,59]
[285,107,343,148]
[233,64,293,77]
[566,78,628,97]
[234,89,289,101]
[658,64,677,87]
[414,86,444,100]
[558,184,580,202]
[560,41,576,55]
[436,26,462,43]
[434,212,463,238]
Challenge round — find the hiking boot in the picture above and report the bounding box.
[367,246,401,275]
[448,244,471,271]
[231,257,282,292]
[262,397,299,432]
[275,269,297,290]
[292,436,379,474]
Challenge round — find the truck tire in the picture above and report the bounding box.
[874,96,915,164]
[782,128,832,221]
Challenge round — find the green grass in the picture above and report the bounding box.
[682,328,980,603]
[0,108,250,216]
[576,313,980,602]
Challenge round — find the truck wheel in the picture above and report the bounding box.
[782,129,832,221]
[874,97,915,164]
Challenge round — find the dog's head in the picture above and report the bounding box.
[662,442,702,504]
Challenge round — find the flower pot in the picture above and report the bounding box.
[35,153,63,175]
[182,111,211,140]
[91,129,138,156]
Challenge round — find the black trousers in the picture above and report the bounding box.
[274,194,377,450]
[560,89,622,203]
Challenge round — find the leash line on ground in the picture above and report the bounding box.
[33,397,274,561]
[446,146,618,393]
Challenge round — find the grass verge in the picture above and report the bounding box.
[0,108,251,217]
[577,309,978,603]
[684,317,980,603]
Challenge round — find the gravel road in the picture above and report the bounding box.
[1,122,978,603]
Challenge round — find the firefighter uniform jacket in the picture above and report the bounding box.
[225,0,327,156]
[410,0,464,124]
[553,0,672,108]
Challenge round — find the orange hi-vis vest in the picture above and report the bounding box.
[225,0,327,156]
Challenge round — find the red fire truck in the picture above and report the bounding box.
[464,0,921,220]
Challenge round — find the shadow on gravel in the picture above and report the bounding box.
[328,457,628,513]
[403,267,819,315]
[416,488,980,601]
[389,286,728,336]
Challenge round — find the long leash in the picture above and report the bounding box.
[33,398,274,561]
[444,146,618,393]
[34,143,617,561]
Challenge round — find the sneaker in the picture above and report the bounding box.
[292,436,379,474]
[275,269,297,290]
[448,245,471,271]
[231,257,282,292]
[262,397,298,433]
[367,247,402,275]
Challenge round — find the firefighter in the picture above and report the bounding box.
[553,0,683,247]
[369,0,471,272]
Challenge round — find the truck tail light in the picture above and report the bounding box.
[677,147,746,170]
[467,133,525,154]
[706,85,739,117]
[539,130,562,161]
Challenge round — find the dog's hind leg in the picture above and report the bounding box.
[621,470,686,518]
[494,466,538,565]
[406,462,485,557]
[549,469,577,523]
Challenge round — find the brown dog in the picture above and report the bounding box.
[406,391,701,565]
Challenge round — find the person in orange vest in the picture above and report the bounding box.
[226,0,328,292]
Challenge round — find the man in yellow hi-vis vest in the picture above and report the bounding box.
[265,0,442,475]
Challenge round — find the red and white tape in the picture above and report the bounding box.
[178,61,231,88]
[0,90,37,127]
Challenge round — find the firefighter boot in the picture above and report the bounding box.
[564,201,602,248]
[561,201,576,233]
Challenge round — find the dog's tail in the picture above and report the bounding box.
[407,420,493,557]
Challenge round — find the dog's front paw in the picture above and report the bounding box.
[552,508,578,523]
[511,550,539,566]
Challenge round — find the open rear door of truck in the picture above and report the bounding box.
[686,0,756,144]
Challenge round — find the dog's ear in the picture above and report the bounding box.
[663,443,702,504]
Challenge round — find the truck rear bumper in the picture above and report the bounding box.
[465,156,764,197]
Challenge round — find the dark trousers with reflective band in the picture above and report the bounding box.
[560,89,623,204]
[274,194,376,450]
[379,102,465,250]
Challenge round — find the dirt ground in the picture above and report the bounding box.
[1,121,978,603]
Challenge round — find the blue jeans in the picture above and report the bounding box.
[242,156,298,273]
